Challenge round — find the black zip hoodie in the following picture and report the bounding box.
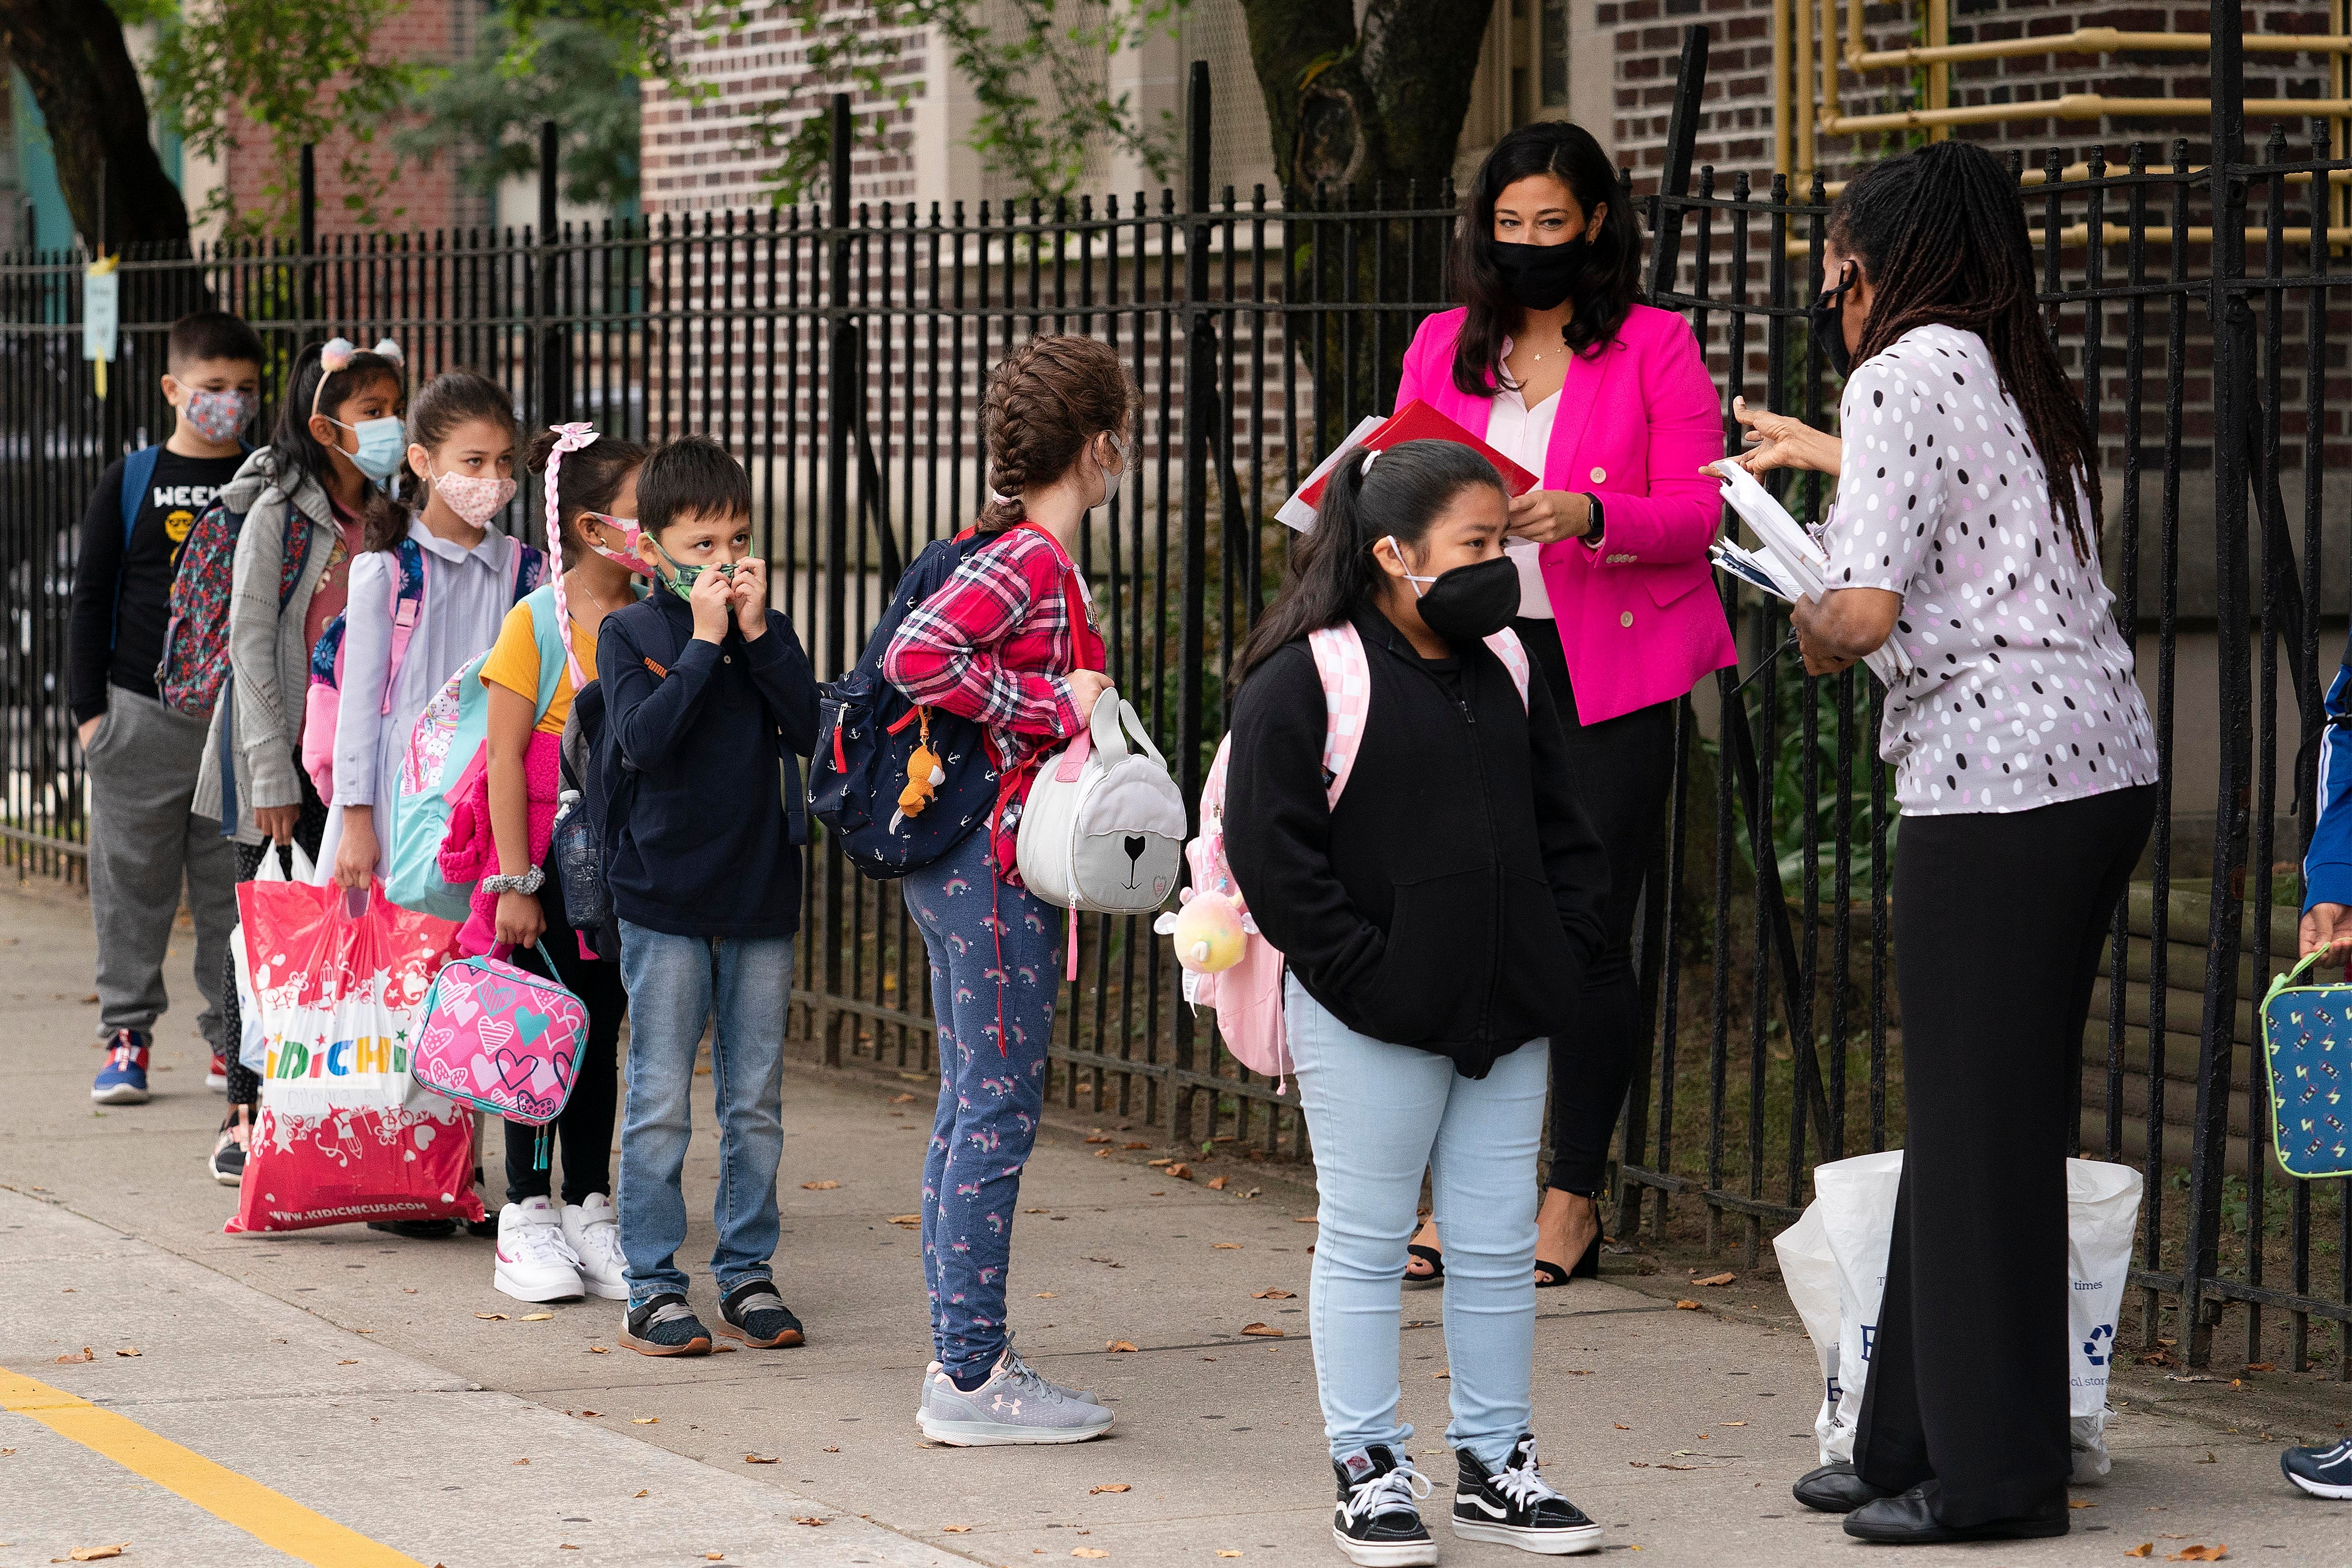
[1223,605,1610,1077]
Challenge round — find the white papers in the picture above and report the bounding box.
[1276,415,1382,531]
[1704,459,1910,687]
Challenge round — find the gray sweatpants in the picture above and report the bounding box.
[86,684,239,1049]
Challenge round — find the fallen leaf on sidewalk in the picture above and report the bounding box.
[889,1214,922,1225]
[823,1446,840,1453]
[2245,1362,2276,1372]
[55,1348,91,1363]
[746,1454,779,1464]
[513,1458,531,1466]
[1090,1483,1130,1494]
[1169,1163,1194,1180]
[1094,1148,1112,1158]
[1106,1340,1140,1353]
[1675,1300,1702,1310]
[1025,1207,1049,1214]
[587,1346,610,1354]
[1628,1461,1649,1468]
[1615,1424,1630,1431]
[576,1411,601,1418]
[802,1180,841,1191]
[1719,1420,1745,1426]
[1433,1370,1450,1380]
[113,1348,139,1358]
[633,1490,648,1498]
[339,1359,359,1366]
[1212,1242,1240,1250]
[2167,1549,2227,1563]
[1294,1216,1317,1224]
[943,1524,973,1532]
[1036,1292,1058,1298]
[893,1093,918,1103]
[2195,1452,2216,1463]
[1206,1176,1229,1190]
[1085,1133,1114,1143]
[2070,1499,2096,1509]
[1074,1552,1109,1561]
[560,1546,579,1551]
[1240,1323,1283,1337]
[1252,1289,1294,1300]
[1147,1158,1172,1167]
[706,1555,725,1561]
[1217,1553,1243,1559]
[475,1313,508,1321]
[791,1516,824,1526]
[2127,1548,2154,1559]
[1691,1272,1736,1287]
[519,1312,554,1322]
[633,1417,659,1424]
[402,1287,419,1294]
[65,1550,125,1563]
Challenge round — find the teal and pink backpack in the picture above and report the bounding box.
[1174,624,1530,1088]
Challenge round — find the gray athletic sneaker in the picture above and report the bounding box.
[918,1330,1098,1417]
[917,1344,1115,1446]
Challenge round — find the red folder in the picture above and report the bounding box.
[1278,399,1541,529]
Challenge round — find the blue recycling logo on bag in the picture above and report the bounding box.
[2082,1322,2114,1367]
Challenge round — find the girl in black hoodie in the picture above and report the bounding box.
[1225,439,1611,1566]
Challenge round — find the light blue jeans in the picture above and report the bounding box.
[1287,976,1548,1470]
[616,920,794,1309]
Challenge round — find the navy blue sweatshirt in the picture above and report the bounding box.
[595,590,819,939]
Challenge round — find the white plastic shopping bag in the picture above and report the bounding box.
[232,843,317,1075]
[1779,1150,2142,1478]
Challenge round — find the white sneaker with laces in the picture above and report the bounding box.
[561,1192,628,1300]
[494,1196,584,1302]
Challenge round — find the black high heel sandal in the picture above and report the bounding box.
[1534,1192,1606,1287]
[1405,1243,1446,1286]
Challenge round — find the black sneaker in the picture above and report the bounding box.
[621,1292,712,1356]
[2285,1439,2352,1498]
[207,1112,247,1187]
[717,1277,804,1348]
[1331,1444,1437,1567]
[367,1219,458,1238]
[1452,1434,1603,1555]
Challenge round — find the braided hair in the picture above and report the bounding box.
[1831,139,2101,562]
[976,335,1138,532]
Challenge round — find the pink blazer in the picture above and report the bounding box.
[1395,303,1735,724]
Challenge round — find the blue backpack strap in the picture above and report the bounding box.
[520,585,569,723]
[110,445,164,650]
[513,541,545,601]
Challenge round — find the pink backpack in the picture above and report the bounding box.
[409,943,585,1164]
[1181,624,1530,1088]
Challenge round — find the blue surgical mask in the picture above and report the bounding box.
[327,415,407,483]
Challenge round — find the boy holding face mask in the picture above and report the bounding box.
[592,434,820,1356]
[71,310,264,1108]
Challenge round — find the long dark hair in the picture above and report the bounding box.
[1232,440,1509,686]
[525,425,648,568]
[1448,121,1640,396]
[1831,139,2101,561]
[976,334,1138,532]
[361,370,517,552]
[265,340,403,499]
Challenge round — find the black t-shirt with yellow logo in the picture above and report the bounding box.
[68,448,249,724]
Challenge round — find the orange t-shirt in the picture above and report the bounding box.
[478,599,598,735]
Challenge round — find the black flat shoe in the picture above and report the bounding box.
[1793,1461,1895,1514]
[1842,1487,2068,1544]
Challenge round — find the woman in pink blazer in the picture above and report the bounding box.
[1400,122,1735,1289]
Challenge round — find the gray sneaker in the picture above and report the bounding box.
[917,1345,1115,1446]
[918,1330,1098,1417]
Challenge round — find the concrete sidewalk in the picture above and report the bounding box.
[2,878,2348,1568]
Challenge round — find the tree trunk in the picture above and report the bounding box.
[0,0,191,253]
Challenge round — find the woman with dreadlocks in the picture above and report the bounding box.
[1735,139,2158,1545]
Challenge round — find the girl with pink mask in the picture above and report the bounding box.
[318,370,542,894]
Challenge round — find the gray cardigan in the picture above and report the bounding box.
[192,448,341,845]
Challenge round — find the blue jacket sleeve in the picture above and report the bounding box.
[598,610,721,774]
[2308,655,2352,912]
[747,610,819,755]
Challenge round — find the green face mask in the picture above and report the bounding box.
[648,535,736,602]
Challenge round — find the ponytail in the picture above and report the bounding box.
[1230,439,1508,687]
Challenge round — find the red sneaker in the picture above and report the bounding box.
[206,1049,228,1093]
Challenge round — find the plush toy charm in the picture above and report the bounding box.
[1154,886,1247,974]
[889,708,948,834]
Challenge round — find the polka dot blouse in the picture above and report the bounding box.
[1819,323,2158,816]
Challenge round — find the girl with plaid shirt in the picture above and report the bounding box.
[882,335,1130,1445]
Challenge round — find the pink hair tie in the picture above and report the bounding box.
[543,422,601,693]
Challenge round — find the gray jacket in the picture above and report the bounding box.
[192,447,341,845]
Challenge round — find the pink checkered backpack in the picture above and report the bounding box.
[1174,623,1530,1089]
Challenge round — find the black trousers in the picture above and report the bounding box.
[503,869,626,1207]
[1853,782,2156,1525]
[1516,619,1677,1196]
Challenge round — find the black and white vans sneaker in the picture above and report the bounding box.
[1331,1445,1437,1567]
[1452,1434,1603,1555]
[2284,1439,2352,1498]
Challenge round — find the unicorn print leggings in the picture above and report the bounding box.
[903,822,1059,1381]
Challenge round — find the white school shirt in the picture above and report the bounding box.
[1486,382,1561,618]
[1817,323,2158,815]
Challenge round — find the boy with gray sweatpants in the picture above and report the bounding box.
[66,310,265,1106]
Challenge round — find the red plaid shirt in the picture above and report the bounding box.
[883,522,1105,880]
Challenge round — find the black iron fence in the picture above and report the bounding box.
[1,9,2343,1374]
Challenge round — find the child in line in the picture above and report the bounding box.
[1222,440,1613,1564]
[321,370,537,891]
[72,310,263,1111]
[200,337,407,1185]
[595,435,817,1356]
[882,334,1127,1446]
[472,422,645,1303]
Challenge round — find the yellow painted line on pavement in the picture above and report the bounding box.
[0,1365,428,1567]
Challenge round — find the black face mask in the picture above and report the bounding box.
[1488,238,1588,312]
[1394,547,1522,645]
[1811,262,1858,378]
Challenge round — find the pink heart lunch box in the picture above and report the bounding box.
[410,944,586,1128]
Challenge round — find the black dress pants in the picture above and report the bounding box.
[1853,782,2156,1525]
[1515,618,1677,1196]
[503,866,627,1207]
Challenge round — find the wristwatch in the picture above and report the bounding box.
[482,867,546,895]
[1581,493,1606,548]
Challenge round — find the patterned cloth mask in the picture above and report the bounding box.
[578,510,653,577]
[184,388,256,444]
[431,465,517,528]
[648,534,736,601]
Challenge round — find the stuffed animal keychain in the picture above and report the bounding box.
[1156,886,1247,973]
[893,707,947,830]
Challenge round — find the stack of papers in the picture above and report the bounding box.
[1704,459,1911,688]
[1277,401,1541,531]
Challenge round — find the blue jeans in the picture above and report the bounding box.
[1287,975,1548,1470]
[902,826,1057,1379]
[615,920,793,1309]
